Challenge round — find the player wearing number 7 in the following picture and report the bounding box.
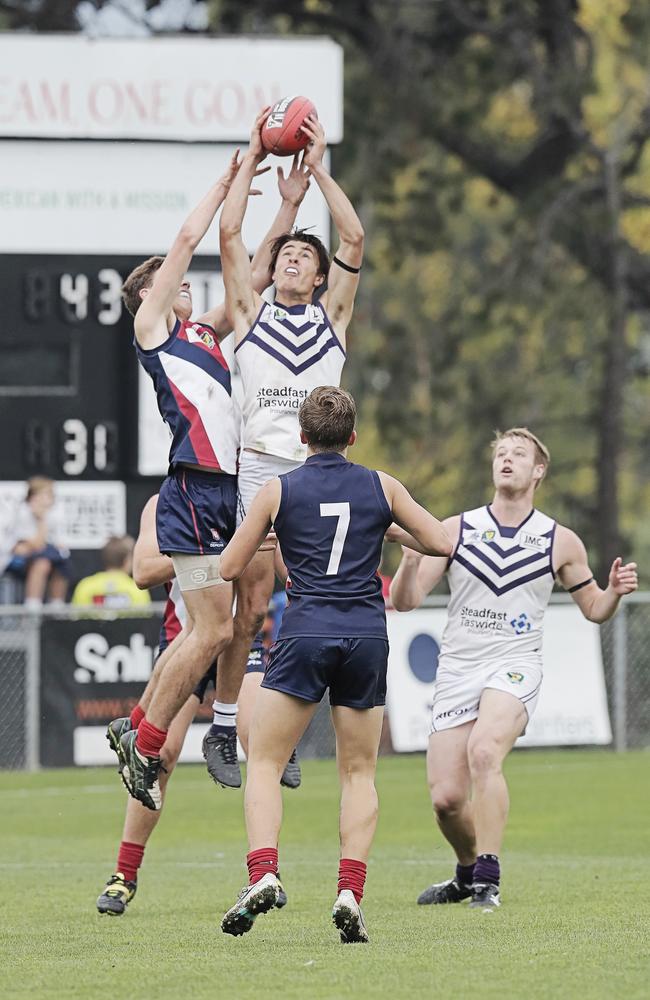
[219,387,452,943]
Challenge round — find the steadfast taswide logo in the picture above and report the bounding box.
[74,633,154,683]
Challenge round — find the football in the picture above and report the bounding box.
[261,96,318,156]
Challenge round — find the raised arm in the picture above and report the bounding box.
[220,479,282,582]
[300,116,364,345]
[249,154,311,293]
[132,496,174,590]
[219,109,271,340]
[134,151,244,351]
[555,525,638,623]
[389,514,459,612]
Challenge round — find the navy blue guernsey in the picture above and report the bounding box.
[274,452,393,639]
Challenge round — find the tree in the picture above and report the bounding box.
[214,0,650,581]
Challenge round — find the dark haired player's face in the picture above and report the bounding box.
[273,242,323,299]
[173,280,193,321]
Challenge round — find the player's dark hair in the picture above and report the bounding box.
[121,256,165,317]
[299,386,356,452]
[102,535,135,571]
[269,229,330,281]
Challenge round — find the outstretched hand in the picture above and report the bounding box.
[249,106,271,161]
[217,148,271,197]
[218,149,243,192]
[609,557,638,595]
[299,114,326,170]
[277,153,311,206]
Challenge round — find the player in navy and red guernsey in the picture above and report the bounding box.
[219,387,452,943]
[118,154,309,807]
[96,495,214,914]
[97,495,292,915]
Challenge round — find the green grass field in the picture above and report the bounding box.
[2,750,649,999]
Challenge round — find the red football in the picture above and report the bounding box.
[261,96,318,156]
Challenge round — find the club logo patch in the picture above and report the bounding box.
[463,528,496,545]
[199,330,215,350]
[518,531,549,552]
[510,612,532,635]
[186,325,215,350]
[507,671,524,684]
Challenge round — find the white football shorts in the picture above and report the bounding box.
[237,450,303,526]
[430,656,543,734]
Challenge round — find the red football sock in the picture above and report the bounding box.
[135,718,167,757]
[130,704,145,728]
[338,858,367,904]
[116,841,145,883]
[247,848,278,885]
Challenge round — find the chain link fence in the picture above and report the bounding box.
[1,596,649,770]
[600,596,650,750]
[0,613,39,769]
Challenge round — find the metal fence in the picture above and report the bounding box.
[1,595,649,770]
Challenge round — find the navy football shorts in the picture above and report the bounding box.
[261,636,389,709]
[193,662,217,702]
[156,467,237,556]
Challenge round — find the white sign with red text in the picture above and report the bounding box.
[0,35,343,141]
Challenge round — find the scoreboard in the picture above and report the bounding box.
[1,254,135,480]
[0,254,222,481]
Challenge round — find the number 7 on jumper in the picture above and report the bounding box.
[320,502,351,575]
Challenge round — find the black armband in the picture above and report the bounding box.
[568,577,594,594]
[333,255,361,274]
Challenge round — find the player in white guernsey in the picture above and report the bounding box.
[390,428,638,911]
[217,108,364,775]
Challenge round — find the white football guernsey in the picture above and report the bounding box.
[234,300,345,462]
[440,505,556,665]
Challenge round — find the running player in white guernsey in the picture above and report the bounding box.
[390,428,638,912]
[217,108,364,774]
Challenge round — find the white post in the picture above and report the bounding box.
[613,606,627,753]
[24,615,41,771]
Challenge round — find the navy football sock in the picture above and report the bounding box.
[473,854,500,886]
[456,862,475,886]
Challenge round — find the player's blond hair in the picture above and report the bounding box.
[491,427,550,488]
[121,256,165,317]
[299,386,356,452]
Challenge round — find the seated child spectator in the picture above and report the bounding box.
[7,477,71,609]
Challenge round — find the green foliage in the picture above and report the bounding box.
[213,0,650,582]
[2,753,650,999]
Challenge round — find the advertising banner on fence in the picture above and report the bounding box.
[38,615,219,767]
[386,605,612,751]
